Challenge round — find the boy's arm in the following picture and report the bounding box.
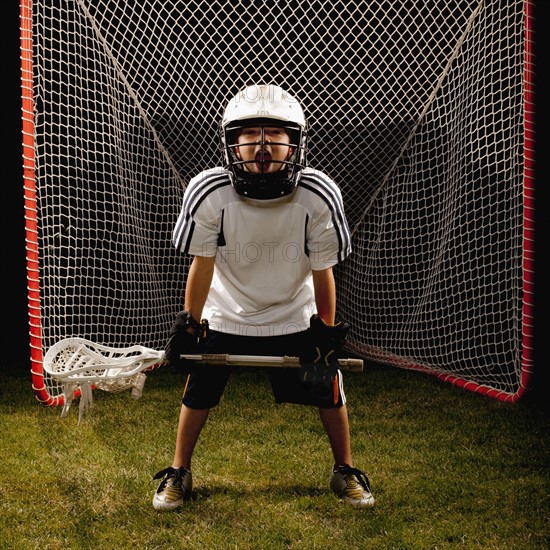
[312,266,336,325]
[184,255,216,322]
[164,255,215,373]
[303,266,350,381]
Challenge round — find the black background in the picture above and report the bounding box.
[5,3,547,403]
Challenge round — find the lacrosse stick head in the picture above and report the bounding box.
[43,338,165,419]
[43,337,164,387]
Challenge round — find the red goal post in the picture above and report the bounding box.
[20,0,536,406]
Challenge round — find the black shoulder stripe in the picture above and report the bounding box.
[173,172,230,251]
[298,172,351,261]
[182,219,196,255]
[217,209,226,246]
[304,213,309,257]
[183,171,231,216]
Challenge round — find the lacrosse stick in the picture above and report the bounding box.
[43,337,364,422]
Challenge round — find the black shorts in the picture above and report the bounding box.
[181,330,345,409]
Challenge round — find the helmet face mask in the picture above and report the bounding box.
[220,85,308,199]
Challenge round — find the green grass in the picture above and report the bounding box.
[1,362,548,549]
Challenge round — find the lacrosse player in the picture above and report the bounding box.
[152,84,375,511]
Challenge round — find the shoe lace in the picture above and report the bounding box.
[334,464,371,492]
[152,466,186,493]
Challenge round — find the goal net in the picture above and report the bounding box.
[20,0,535,405]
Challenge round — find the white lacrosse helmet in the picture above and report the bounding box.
[220,84,308,199]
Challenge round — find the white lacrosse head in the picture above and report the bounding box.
[43,337,164,422]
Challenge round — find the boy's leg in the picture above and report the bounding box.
[152,404,210,511]
[318,404,352,467]
[320,404,375,508]
[153,332,231,510]
[172,331,234,470]
[173,403,210,470]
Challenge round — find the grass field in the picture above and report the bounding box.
[1,360,548,549]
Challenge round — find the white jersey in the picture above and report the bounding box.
[172,167,352,336]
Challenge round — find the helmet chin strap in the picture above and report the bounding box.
[233,170,296,200]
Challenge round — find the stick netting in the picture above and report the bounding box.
[20,0,535,404]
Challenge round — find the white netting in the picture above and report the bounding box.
[22,0,531,402]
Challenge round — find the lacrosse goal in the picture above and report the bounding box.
[20,0,536,406]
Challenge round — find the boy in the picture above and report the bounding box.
[152,84,375,511]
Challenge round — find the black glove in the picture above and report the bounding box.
[300,314,350,367]
[299,314,350,407]
[164,311,208,374]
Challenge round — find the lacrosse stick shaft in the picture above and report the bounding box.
[181,354,363,372]
[43,338,364,384]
